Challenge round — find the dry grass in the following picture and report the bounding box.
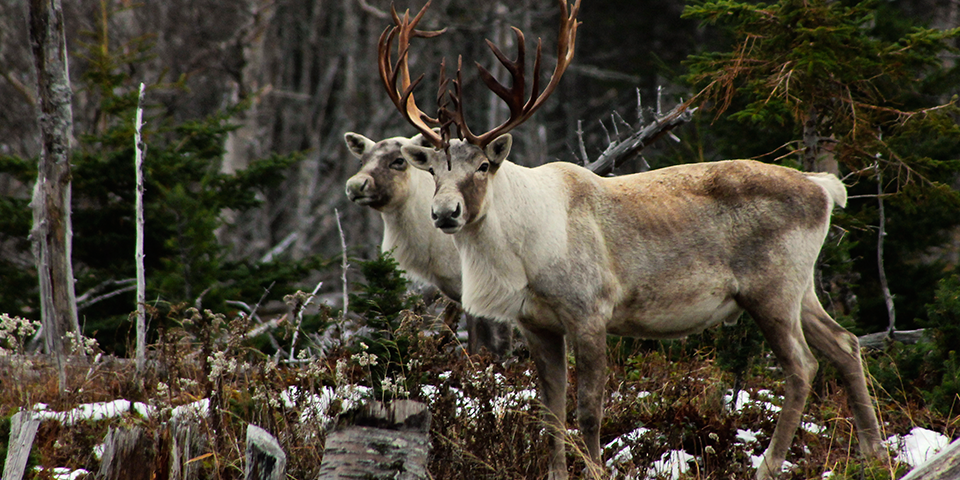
[0,309,954,480]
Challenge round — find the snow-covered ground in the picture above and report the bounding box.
[12,380,955,479]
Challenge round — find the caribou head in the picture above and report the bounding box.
[379,0,580,233]
[344,132,437,212]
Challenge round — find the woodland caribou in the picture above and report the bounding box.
[343,131,512,357]
[378,1,885,479]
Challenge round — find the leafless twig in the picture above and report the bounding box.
[288,281,323,361]
[356,0,389,19]
[78,285,137,312]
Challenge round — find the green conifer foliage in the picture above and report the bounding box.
[683,0,960,329]
[348,251,420,400]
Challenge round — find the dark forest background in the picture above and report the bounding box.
[1,0,959,386]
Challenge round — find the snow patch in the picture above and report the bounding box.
[648,450,695,480]
[883,427,950,467]
[29,399,152,425]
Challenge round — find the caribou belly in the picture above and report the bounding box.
[607,294,743,339]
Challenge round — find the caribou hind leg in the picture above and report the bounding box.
[742,296,819,480]
[800,287,885,459]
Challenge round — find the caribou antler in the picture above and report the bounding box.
[444,0,581,147]
[377,1,446,147]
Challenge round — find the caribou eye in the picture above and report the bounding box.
[477,162,490,173]
[389,157,405,170]
[428,168,435,176]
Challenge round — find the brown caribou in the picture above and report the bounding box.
[379,1,885,478]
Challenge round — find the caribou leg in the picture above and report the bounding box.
[571,321,607,469]
[521,325,570,480]
[745,298,819,480]
[800,287,885,459]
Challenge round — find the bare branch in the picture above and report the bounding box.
[259,231,297,263]
[356,0,389,19]
[583,100,697,176]
[135,82,147,377]
[78,285,137,311]
[576,119,588,165]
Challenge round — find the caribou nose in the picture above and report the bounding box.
[432,202,463,230]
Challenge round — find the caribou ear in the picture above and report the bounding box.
[401,145,435,171]
[344,132,375,159]
[411,128,442,148]
[484,134,512,166]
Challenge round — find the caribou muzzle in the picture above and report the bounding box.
[432,202,463,233]
[345,175,377,205]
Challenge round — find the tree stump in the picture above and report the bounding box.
[169,415,208,480]
[95,426,157,480]
[245,424,286,480]
[2,411,41,480]
[317,400,431,480]
[900,438,960,480]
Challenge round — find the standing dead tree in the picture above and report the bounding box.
[28,0,79,386]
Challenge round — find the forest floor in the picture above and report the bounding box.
[1,314,958,480]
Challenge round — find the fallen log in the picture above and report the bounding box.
[858,329,928,350]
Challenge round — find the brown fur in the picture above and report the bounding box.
[402,137,883,480]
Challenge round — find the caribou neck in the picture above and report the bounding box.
[381,168,463,301]
[453,160,569,322]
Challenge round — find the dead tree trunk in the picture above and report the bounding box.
[27,0,79,385]
[317,400,431,480]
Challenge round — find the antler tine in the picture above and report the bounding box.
[377,1,447,148]
[453,0,581,147]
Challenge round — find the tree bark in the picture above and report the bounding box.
[245,425,287,480]
[28,0,79,371]
[95,426,158,480]
[1,411,41,480]
[317,400,431,480]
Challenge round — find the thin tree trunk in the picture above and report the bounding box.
[134,83,147,377]
[28,0,79,385]
[877,170,896,335]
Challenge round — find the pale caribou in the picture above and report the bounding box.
[343,131,512,357]
[378,1,885,479]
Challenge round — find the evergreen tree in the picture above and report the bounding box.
[682,0,960,333]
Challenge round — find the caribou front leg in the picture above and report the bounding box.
[521,325,570,480]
